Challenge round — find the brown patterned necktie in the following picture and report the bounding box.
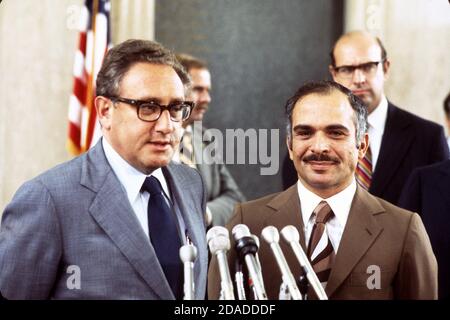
[307,201,335,287]
[355,145,372,190]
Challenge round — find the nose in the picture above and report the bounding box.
[154,109,174,134]
[199,89,211,104]
[352,68,366,84]
[310,132,330,154]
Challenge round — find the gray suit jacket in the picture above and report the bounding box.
[0,141,208,299]
[192,124,245,226]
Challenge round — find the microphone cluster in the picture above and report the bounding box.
[202,224,329,300]
[178,223,328,300]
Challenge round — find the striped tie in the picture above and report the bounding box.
[307,201,335,287]
[356,145,372,190]
[179,130,196,169]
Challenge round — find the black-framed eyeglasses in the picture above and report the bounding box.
[333,60,385,79]
[108,96,195,122]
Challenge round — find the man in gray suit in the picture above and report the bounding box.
[0,39,208,299]
[175,54,245,227]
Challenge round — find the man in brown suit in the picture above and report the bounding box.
[208,81,437,300]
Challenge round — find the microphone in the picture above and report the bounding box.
[179,243,197,300]
[261,226,302,300]
[251,234,265,291]
[234,260,247,300]
[280,225,328,300]
[232,224,268,300]
[206,226,235,300]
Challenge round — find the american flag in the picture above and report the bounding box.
[67,0,111,155]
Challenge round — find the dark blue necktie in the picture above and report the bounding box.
[142,176,182,299]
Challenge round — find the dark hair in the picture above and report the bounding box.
[175,53,208,72]
[444,91,450,118]
[329,36,387,67]
[96,39,190,97]
[285,80,368,145]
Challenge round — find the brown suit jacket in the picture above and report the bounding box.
[207,185,438,300]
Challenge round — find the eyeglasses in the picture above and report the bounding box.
[109,96,195,122]
[333,60,385,79]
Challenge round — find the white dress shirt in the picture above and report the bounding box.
[367,95,388,170]
[102,138,183,240]
[297,179,357,253]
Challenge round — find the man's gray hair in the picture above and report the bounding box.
[96,39,191,97]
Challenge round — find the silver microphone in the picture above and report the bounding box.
[179,243,197,300]
[261,226,302,300]
[232,224,268,300]
[234,262,246,300]
[280,225,328,300]
[206,226,235,300]
[251,234,265,291]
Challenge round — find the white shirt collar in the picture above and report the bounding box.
[102,138,171,204]
[368,95,388,131]
[297,178,357,229]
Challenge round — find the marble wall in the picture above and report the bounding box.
[344,0,450,131]
[0,0,155,212]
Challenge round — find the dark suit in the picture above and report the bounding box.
[208,185,437,299]
[399,159,450,299]
[282,102,449,206]
[0,140,208,299]
[370,102,449,204]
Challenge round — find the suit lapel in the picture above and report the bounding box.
[264,185,308,274]
[325,187,384,298]
[82,142,174,299]
[163,164,207,300]
[371,103,414,196]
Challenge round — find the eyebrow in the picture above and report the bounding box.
[335,61,379,68]
[292,124,350,132]
[135,96,185,103]
[293,124,313,132]
[325,124,350,132]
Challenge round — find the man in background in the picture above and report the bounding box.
[175,53,245,227]
[329,30,449,205]
[399,158,450,299]
[0,40,208,299]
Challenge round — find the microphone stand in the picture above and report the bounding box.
[297,266,309,300]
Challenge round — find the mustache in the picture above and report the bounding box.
[302,153,340,163]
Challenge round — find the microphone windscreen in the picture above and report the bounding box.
[179,244,197,263]
[261,226,280,244]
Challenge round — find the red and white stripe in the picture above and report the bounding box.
[67,0,111,155]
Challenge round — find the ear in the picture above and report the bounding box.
[357,133,370,160]
[329,64,337,80]
[95,96,113,130]
[382,59,390,80]
[286,137,294,161]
